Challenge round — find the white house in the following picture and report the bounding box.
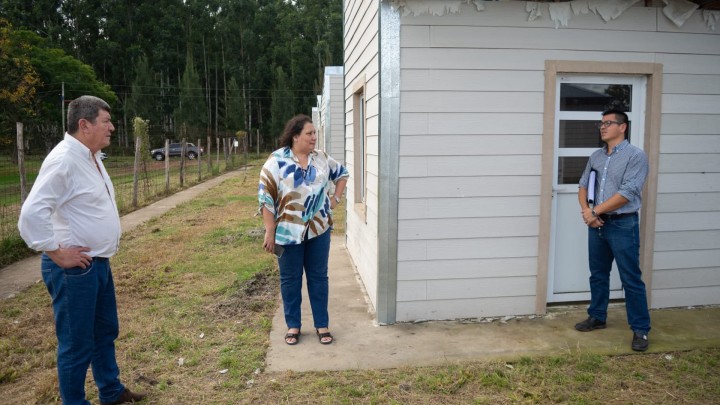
[342,0,720,324]
[317,67,346,165]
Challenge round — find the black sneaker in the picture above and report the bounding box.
[574,317,607,332]
[632,332,649,352]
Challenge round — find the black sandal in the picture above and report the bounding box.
[316,329,333,345]
[285,329,300,345]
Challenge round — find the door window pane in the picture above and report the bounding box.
[559,120,603,148]
[558,156,588,185]
[560,83,632,112]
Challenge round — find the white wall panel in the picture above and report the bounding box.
[396,296,536,321]
[399,155,541,177]
[651,287,720,308]
[655,230,720,251]
[427,276,536,300]
[398,196,541,219]
[397,257,537,281]
[656,192,720,213]
[398,216,538,240]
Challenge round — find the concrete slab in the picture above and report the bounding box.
[266,236,720,372]
[0,169,248,300]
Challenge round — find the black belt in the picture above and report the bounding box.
[599,212,637,221]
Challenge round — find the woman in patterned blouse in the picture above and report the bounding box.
[258,114,348,345]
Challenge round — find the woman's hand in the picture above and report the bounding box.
[263,229,275,254]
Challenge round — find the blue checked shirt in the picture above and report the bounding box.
[578,140,649,214]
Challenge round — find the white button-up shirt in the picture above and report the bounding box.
[18,134,121,258]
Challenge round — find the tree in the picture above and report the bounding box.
[174,49,206,139]
[269,66,294,142]
[130,54,162,145]
[225,76,245,132]
[0,20,117,153]
[0,18,40,142]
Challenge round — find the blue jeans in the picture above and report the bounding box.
[41,255,125,405]
[587,214,651,334]
[277,229,331,330]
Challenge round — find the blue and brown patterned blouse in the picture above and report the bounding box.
[258,147,349,245]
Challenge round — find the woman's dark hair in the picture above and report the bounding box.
[279,114,313,148]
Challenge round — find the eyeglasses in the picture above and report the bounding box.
[596,121,623,129]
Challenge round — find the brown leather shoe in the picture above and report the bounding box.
[100,388,146,404]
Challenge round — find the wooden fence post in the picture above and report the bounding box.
[132,136,141,208]
[206,135,212,174]
[180,137,186,187]
[197,138,202,181]
[164,138,170,193]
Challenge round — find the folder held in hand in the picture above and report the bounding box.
[587,170,597,205]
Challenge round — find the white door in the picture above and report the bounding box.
[547,75,646,303]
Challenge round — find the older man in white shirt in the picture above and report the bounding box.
[18,96,145,405]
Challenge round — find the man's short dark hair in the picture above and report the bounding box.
[602,109,628,125]
[67,96,111,134]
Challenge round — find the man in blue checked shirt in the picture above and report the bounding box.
[575,109,651,352]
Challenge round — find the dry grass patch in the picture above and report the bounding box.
[2,163,719,404]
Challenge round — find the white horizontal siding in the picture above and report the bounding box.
[651,286,720,308]
[661,117,720,136]
[401,69,545,92]
[397,257,538,281]
[653,249,720,270]
[399,176,540,199]
[398,237,538,262]
[400,134,541,155]
[398,216,538,240]
[344,0,380,310]
[656,192,720,213]
[401,91,543,113]
[402,48,656,70]
[655,230,720,251]
[663,74,720,95]
[662,94,720,115]
[658,154,720,174]
[399,155,541,177]
[657,173,720,193]
[653,268,720,289]
[399,196,540,220]
[396,296,536,321]
[655,212,720,232]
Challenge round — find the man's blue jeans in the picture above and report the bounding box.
[41,255,125,405]
[587,214,651,334]
[277,229,331,330]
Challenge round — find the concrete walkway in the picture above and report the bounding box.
[0,169,247,300]
[265,235,720,372]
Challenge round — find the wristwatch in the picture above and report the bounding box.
[334,196,341,204]
[591,209,598,217]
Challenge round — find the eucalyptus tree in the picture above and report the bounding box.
[174,49,207,141]
[130,54,163,146]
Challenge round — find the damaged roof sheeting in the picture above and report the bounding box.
[386,0,720,30]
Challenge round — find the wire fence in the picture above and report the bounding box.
[0,136,255,249]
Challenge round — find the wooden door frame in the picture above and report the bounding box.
[535,60,663,314]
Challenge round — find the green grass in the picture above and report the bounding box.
[0,153,263,267]
[1,165,719,404]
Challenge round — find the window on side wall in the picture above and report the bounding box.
[352,86,367,221]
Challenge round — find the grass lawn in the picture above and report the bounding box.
[0,164,718,404]
[0,153,250,268]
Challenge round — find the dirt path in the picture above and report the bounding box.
[0,169,247,299]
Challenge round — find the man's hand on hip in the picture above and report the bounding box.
[46,246,92,269]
